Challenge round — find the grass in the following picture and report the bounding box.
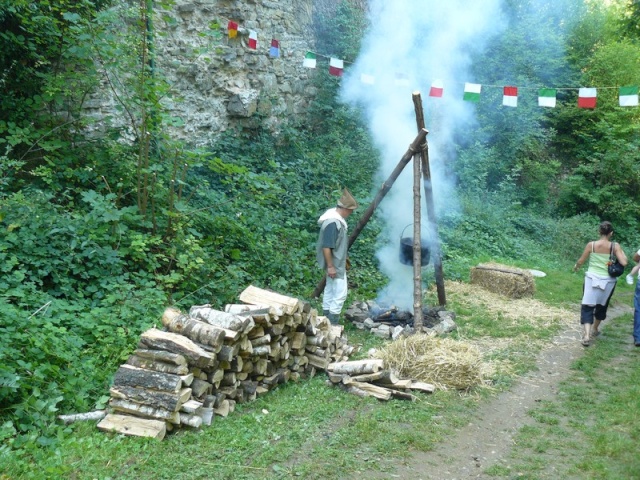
[2,264,638,479]
[485,312,640,479]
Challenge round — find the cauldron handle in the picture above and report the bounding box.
[400,223,413,239]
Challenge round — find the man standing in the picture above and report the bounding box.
[633,249,640,346]
[316,188,358,325]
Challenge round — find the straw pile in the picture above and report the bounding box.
[470,262,535,299]
[372,334,491,391]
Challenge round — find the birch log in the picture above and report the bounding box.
[162,308,225,350]
[327,359,384,375]
[189,305,251,332]
[139,329,215,368]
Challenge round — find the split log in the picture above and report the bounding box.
[139,328,215,368]
[162,308,225,350]
[217,344,240,362]
[327,372,346,384]
[377,378,412,389]
[109,386,191,412]
[327,359,384,376]
[252,345,271,357]
[109,398,180,423]
[306,353,330,370]
[207,369,224,385]
[179,413,203,428]
[97,413,166,440]
[180,400,203,414]
[341,380,392,401]
[112,365,182,393]
[389,389,419,401]
[343,384,369,398]
[189,305,252,332]
[409,381,435,393]
[239,285,302,315]
[350,371,386,383]
[190,378,212,398]
[58,410,106,424]
[250,334,271,347]
[214,399,230,417]
[224,304,282,317]
[134,349,187,366]
[180,373,194,387]
[126,355,189,375]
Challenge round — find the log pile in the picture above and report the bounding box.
[97,285,358,440]
[326,359,435,401]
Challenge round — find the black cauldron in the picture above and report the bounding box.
[399,224,430,266]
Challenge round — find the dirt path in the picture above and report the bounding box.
[367,302,634,480]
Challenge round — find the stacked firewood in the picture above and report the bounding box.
[97,285,358,440]
[326,359,435,401]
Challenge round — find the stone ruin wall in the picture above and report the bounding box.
[85,0,319,147]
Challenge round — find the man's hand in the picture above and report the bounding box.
[327,266,337,278]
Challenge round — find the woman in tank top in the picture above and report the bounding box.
[573,221,627,346]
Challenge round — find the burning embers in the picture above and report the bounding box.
[344,300,456,340]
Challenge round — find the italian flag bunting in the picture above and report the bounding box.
[269,39,280,58]
[429,80,444,98]
[329,57,343,77]
[248,30,257,50]
[227,21,238,38]
[303,52,316,68]
[463,83,481,102]
[619,86,639,107]
[538,88,556,108]
[578,88,597,109]
[502,86,518,107]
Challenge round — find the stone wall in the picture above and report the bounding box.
[87,0,319,146]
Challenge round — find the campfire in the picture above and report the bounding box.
[344,300,456,339]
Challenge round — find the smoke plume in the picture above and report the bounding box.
[340,0,507,308]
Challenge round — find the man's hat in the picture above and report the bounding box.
[337,188,358,210]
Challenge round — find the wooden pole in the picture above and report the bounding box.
[312,128,430,298]
[412,149,423,329]
[412,92,446,306]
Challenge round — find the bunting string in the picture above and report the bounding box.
[222,19,640,109]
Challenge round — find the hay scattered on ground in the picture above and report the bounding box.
[444,279,574,330]
[470,262,536,299]
[373,334,494,391]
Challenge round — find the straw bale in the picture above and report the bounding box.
[372,334,492,391]
[470,262,535,299]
